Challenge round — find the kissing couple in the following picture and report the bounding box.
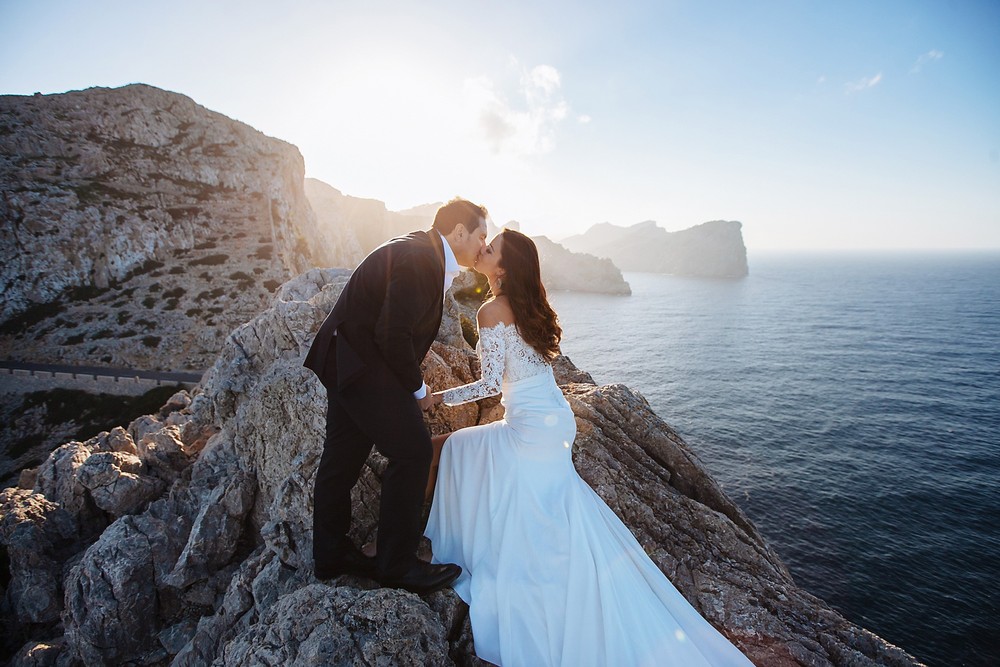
[304,199,754,666]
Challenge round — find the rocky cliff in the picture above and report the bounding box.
[533,235,631,295]
[562,219,750,278]
[305,178,632,295]
[0,270,922,666]
[303,177,424,263]
[0,84,332,370]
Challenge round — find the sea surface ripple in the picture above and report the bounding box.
[549,252,1000,666]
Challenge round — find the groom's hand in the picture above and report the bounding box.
[417,393,442,412]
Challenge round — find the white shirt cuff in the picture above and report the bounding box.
[412,382,428,400]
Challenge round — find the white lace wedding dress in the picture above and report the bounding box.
[424,323,754,666]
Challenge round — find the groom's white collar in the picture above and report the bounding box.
[440,233,461,294]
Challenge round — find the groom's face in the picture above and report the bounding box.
[454,219,488,268]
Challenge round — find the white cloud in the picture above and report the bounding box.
[527,64,560,95]
[845,72,882,94]
[911,49,944,73]
[578,114,592,124]
[463,62,573,157]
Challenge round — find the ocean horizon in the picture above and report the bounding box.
[549,250,1000,666]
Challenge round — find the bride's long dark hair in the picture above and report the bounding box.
[495,229,562,360]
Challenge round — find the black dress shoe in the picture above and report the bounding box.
[379,561,461,595]
[314,543,377,581]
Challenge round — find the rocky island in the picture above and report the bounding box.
[563,219,750,278]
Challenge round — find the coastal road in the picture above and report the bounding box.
[0,360,205,384]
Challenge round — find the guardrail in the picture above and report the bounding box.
[0,361,204,386]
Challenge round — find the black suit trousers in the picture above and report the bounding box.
[312,352,433,578]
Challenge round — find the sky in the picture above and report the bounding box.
[1,0,998,251]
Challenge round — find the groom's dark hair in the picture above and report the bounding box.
[432,198,488,235]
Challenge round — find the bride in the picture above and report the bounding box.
[424,229,755,666]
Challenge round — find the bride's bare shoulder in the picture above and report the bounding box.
[477,297,515,328]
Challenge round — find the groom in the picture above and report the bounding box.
[304,197,488,594]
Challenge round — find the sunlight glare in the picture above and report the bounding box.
[300,52,543,220]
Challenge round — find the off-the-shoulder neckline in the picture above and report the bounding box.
[479,321,517,333]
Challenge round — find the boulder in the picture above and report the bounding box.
[62,497,194,664]
[0,488,77,626]
[217,585,452,666]
[75,450,165,516]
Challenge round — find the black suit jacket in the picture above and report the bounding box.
[304,230,446,392]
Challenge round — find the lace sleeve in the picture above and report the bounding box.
[440,324,506,406]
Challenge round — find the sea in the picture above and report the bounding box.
[548,252,1000,667]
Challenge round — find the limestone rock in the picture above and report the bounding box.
[158,619,199,657]
[62,497,194,665]
[533,234,631,294]
[199,283,340,427]
[31,441,107,538]
[0,389,211,660]
[10,638,71,667]
[160,390,193,416]
[107,425,138,455]
[216,585,452,666]
[137,424,193,482]
[303,177,425,265]
[75,450,165,516]
[16,467,37,490]
[0,84,333,370]
[164,469,255,589]
[62,515,159,664]
[0,488,77,626]
[274,266,352,304]
[552,353,596,385]
[170,547,276,667]
[128,414,165,445]
[423,343,481,432]
[440,290,474,350]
